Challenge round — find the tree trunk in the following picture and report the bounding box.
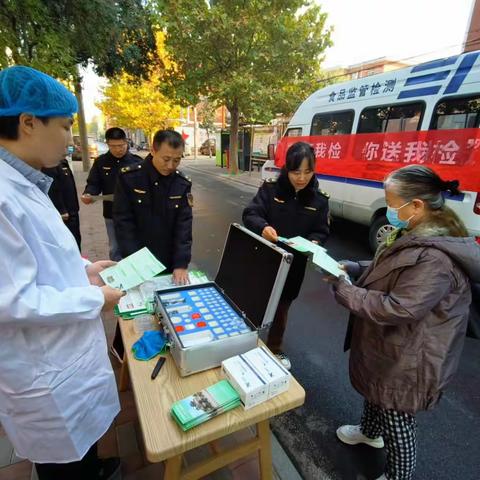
[228,101,239,174]
[193,106,198,160]
[74,66,90,173]
[207,128,211,159]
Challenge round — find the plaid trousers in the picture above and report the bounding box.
[361,400,417,480]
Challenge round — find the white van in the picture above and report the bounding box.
[263,51,480,250]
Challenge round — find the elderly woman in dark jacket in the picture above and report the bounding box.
[243,142,330,369]
[331,165,480,480]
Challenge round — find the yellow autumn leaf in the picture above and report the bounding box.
[97,32,181,141]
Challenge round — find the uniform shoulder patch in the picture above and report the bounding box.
[319,189,330,199]
[265,177,277,183]
[121,164,143,174]
[176,170,192,183]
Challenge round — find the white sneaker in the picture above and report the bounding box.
[336,424,384,449]
[275,353,291,370]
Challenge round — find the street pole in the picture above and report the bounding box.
[193,106,198,161]
[74,66,90,173]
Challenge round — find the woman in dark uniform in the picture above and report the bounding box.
[242,142,330,369]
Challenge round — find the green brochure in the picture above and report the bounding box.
[279,236,345,278]
[312,249,345,278]
[171,380,241,431]
[279,235,326,254]
[100,247,167,291]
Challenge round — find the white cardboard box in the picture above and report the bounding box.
[241,347,291,399]
[221,355,268,409]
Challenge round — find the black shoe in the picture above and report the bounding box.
[98,457,121,480]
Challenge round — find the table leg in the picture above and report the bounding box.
[208,439,222,455]
[257,419,273,480]
[164,454,182,480]
[119,353,130,392]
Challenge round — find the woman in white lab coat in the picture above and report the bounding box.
[0,65,124,480]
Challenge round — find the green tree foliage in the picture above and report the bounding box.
[160,0,332,172]
[0,0,156,170]
[198,101,217,135]
[0,0,155,79]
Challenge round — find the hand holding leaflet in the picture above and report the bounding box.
[312,249,347,278]
[278,235,326,253]
[100,247,167,291]
[279,235,350,281]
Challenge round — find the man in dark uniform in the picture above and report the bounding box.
[113,129,193,284]
[43,158,82,249]
[81,127,142,261]
[110,130,192,361]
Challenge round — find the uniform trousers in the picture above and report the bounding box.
[35,443,99,480]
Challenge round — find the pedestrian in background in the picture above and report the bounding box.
[43,158,82,249]
[330,165,480,480]
[81,127,142,261]
[0,65,125,480]
[242,141,330,369]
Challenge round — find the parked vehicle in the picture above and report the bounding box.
[199,138,216,155]
[264,50,480,250]
[72,135,101,161]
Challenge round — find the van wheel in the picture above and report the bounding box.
[369,215,395,252]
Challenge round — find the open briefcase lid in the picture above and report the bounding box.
[214,223,293,330]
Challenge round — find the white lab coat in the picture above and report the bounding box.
[0,158,120,463]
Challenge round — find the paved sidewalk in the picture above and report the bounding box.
[181,155,265,189]
[0,158,302,480]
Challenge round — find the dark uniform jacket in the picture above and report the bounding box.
[113,156,193,271]
[335,225,480,413]
[83,151,142,219]
[43,159,79,216]
[43,159,81,249]
[242,172,330,300]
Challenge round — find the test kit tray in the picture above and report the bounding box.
[155,223,292,376]
[157,284,253,348]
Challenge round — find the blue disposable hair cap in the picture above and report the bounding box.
[0,65,78,118]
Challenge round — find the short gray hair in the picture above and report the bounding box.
[384,165,460,210]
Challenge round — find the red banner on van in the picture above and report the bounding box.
[274,129,480,192]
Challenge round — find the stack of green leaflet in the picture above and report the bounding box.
[171,380,241,431]
[114,270,210,319]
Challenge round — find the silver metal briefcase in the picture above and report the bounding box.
[155,223,292,376]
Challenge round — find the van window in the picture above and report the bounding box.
[357,102,424,133]
[310,111,354,136]
[285,128,303,137]
[430,95,480,130]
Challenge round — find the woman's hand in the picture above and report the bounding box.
[339,260,361,279]
[86,260,117,286]
[262,226,278,242]
[101,285,126,312]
